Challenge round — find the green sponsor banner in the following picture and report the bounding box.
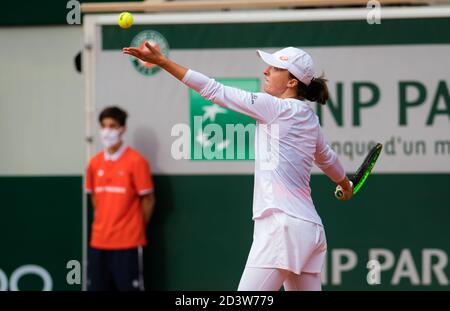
[144,174,450,290]
[2,174,449,290]
[102,18,450,50]
[189,78,259,160]
[0,177,82,291]
[1,0,137,26]
[98,17,450,174]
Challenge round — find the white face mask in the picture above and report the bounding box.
[100,128,122,148]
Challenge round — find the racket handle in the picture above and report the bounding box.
[335,181,353,200]
[335,187,344,199]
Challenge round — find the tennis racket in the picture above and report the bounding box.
[335,143,383,199]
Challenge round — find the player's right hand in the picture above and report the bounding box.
[336,179,353,200]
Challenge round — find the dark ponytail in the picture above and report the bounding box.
[289,73,329,105]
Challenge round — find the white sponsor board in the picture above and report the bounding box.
[86,9,450,174]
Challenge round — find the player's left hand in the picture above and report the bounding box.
[122,41,166,66]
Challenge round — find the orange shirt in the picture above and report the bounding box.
[85,145,154,249]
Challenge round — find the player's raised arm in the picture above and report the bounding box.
[123,42,281,123]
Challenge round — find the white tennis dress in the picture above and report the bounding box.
[182,69,345,274]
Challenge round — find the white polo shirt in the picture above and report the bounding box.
[183,69,345,225]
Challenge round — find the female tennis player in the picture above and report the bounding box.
[123,43,353,291]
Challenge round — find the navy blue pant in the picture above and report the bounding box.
[87,247,145,291]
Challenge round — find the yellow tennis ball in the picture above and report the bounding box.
[118,12,133,29]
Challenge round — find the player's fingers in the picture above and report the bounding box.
[125,53,142,60]
[145,41,154,52]
[123,49,140,57]
[145,41,161,56]
[124,47,140,52]
[129,48,142,55]
[122,48,134,54]
[123,50,137,57]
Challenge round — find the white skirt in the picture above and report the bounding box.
[244,211,327,275]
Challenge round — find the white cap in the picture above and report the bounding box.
[257,47,315,86]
